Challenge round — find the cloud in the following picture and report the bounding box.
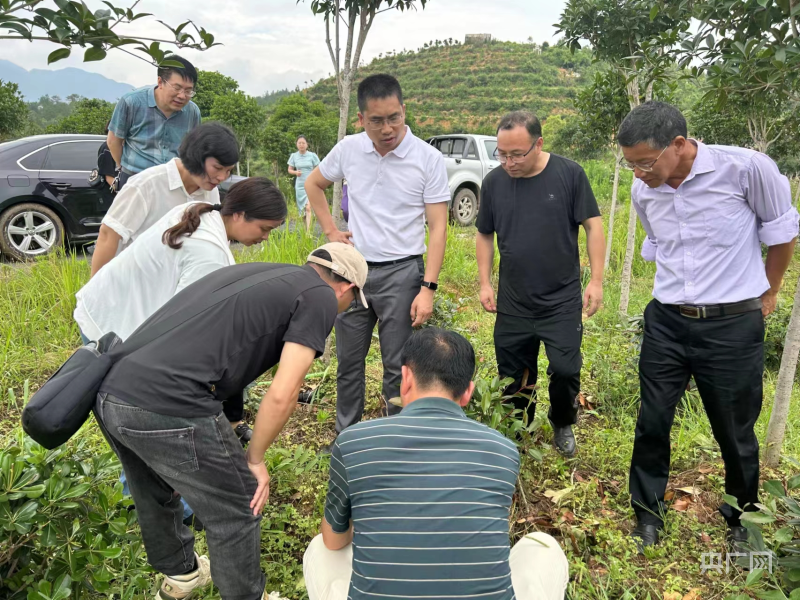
[2,0,566,96]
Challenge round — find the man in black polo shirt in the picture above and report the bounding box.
[94,243,367,600]
[476,111,605,457]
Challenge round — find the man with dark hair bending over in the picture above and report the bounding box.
[305,74,450,450]
[94,243,368,600]
[303,327,570,600]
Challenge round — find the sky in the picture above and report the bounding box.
[3,0,568,96]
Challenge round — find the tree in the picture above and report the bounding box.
[46,97,114,134]
[675,0,800,467]
[194,71,239,118]
[1,0,216,67]
[209,92,265,176]
[299,0,431,226]
[557,0,692,314]
[0,79,28,141]
[573,71,632,271]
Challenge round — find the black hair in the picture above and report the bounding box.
[357,74,403,112]
[179,122,239,176]
[158,55,198,85]
[401,327,476,399]
[496,110,542,140]
[163,177,287,249]
[617,101,688,149]
[296,135,308,143]
[306,249,349,284]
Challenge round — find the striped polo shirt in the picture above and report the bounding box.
[324,397,520,600]
[108,85,200,174]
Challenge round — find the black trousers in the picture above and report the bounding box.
[494,308,582,428]
[630,299,764,527]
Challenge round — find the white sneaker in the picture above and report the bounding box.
[156,554,212,600]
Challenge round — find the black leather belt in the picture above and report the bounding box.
[366,255,421,267]
[664,298,762,319]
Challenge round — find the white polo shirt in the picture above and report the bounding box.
[319,127,450,262]
[102,158,219,254]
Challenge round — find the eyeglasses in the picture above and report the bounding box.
[163,80,197,98]
[620,143,671,172]
[493,141,537,165]
[365,114,404,130]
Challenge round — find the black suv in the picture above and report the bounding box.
[0,134,244,261]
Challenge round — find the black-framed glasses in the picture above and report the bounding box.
[493,141,537,164]
[620,143,671,172]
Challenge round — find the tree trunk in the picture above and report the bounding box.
[764,274,800,467]
[605,151,622,271]
[246,155,250,177]
[330,74,352,230]
[618,197,638,314]
[794,175,800,207]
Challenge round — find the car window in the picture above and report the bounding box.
[465,141,478,159]
[42,141,102,172]
[438,138,452,156]
[452,139,466,157]
[19,147,48,171]
[484,140,498,160]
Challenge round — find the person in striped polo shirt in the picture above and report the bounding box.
[303,327,569,600]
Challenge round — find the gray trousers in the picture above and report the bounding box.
[335,256,424,434]
[94,393,265,600]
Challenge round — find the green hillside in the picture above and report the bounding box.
[305,40,597,137]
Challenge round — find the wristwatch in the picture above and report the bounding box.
[421,281,438,291]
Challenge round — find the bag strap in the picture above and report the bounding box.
[110,265,301,361]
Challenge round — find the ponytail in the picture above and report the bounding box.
[162,203,221,249]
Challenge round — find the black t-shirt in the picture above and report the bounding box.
[97,142,117,177]
[476,154,600,317]
[101,263,338,417]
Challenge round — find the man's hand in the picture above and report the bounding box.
[411,287,434,327]
[761,289,778,317]
[583,280,603,318]
[325,229,354,246]
[480,284,497,313]
[246,457,270,515]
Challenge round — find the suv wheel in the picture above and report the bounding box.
[451,188,478,226]
[0,203,64,261]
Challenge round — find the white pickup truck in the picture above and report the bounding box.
[426,134,500,226]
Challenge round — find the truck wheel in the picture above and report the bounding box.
[451,188,478,226]
[0,203,64,261]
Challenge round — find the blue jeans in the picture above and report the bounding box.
[94,393,265,599]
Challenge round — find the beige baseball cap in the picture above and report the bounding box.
[307,242,369,309]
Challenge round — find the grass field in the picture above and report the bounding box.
[1,162,800,600]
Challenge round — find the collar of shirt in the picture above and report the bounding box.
[399,396,466,417]
[165,158,202,198]
[647,140,715,194]
[359,126,415,159]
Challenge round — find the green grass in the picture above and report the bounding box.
[2,161,800,599]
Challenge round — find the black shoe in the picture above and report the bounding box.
[727,525,749,553]
[550,421,576,457]
[234,423,253,447]
[297,390,314,405]
[183,513,205,532]
[631,523,660,553]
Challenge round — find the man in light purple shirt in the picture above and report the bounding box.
[618,101,799,552]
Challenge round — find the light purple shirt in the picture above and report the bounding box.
[633,141,799,305]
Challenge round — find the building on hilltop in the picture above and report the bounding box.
[465,34,492,45]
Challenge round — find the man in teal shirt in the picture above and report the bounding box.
[107,55,201,191]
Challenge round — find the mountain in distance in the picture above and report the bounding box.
[0,60,135,102]
[305,40,598,136]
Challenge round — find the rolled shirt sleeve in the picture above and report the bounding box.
[101,186,149,243]
[743,152,800,246]
[423,151,451,204]
[324,441,352,533]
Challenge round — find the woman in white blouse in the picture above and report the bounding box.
[75,177,287,344]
